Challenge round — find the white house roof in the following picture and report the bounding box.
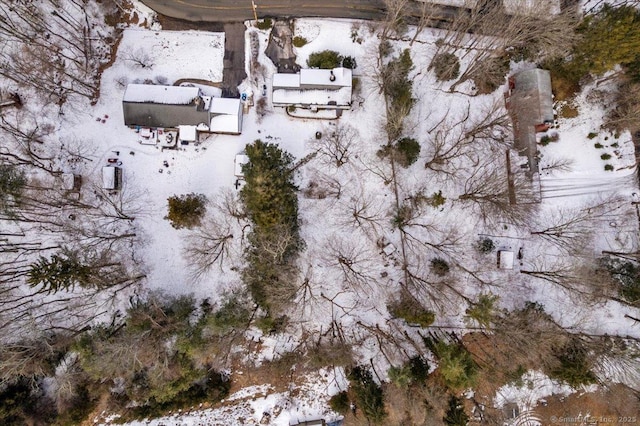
[272,87,352,107]
[178,125,197,142]
[498,251,515,270]
[209,97,241,115]
[210,115,241,134]
[123,84,200,105]
[102,166,117,190]
[273,73,301,89]
[300,67,352,88]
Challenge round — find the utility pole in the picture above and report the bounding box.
[251,0,258,21]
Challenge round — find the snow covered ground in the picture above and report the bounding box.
[3,0,639,422]
[98,369,346,425]
[85,9,639,424]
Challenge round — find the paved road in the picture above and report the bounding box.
[141,0,388,22]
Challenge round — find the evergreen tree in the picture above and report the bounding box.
[575,5,640,75]
[165,193,207,229]
[241,140,299,238]
[28,252,94,293]
[307,50,343,69]
[0,164,26,213]
[240,140,301,312]
[443,395,469,426]
[348,366,387,424]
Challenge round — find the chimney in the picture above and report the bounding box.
[329,70,336,82]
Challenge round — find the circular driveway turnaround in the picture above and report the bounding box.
[141,0,388,21]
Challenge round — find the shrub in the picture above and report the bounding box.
[388,294,435,328]
[424,338,478,390]
[329,391,350,414]
[587,132,598,139]
[539,135,551,145]
[594,143,604,148]
[207,296,252,335]
[347,366,386,424]
[430,258,450,276]
[605,164,614,171]
[476,238,495,254]
[604,258,640,305]
[429,52,460,81]
[388,356,430,388]
[342,56,357,69]
[549,339,597,387]
[255,18,273,30]
[255,314,288,334]
[292,36,307,47]
[307,341,353,368]
[394,137,421,167]
[165,193,207,229]
[287,105,296,113]
[443,395,469,426]
[611,142,619,147]
[429,190,446,208]
[601,153,612,160]
[307,50,343,69]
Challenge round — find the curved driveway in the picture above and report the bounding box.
[141,0,388,22]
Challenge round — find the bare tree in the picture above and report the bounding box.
[458,157,536,226]
[320,235,381,294]
[311,123,360,168]
[186,214,236,282]
[531,197,628,254]
[122,47,155,70]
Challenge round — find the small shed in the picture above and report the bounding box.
[178,125,197,144]
[102,166,122,190]
[498,250,514,270]
[234,154,250,178]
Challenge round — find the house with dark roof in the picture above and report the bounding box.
[506,68,554,175]
[122,84,243,135]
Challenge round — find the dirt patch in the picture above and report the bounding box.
[534,384,640,425]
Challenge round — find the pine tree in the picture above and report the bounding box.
[575,5,640,75]
[28,253,94,294]
[443,395,469,426]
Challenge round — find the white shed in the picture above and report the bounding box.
[498,250,514,270]
[178,125,197,144]
[102,166,122,190]
[234,154,250,178]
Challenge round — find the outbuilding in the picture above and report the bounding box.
[497,250,515,270]
[102,166,122,190]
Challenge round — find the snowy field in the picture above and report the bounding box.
[81,9,640,424]
[3,0,639,423]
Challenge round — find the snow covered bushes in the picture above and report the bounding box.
[165,193,207,229]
